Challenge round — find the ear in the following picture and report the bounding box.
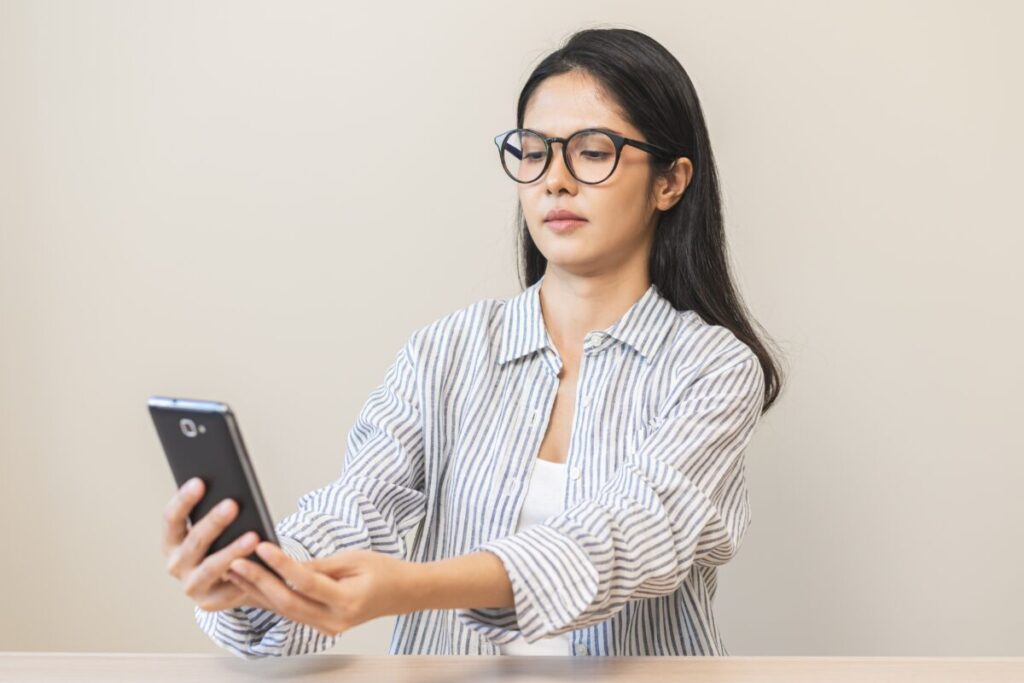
[654,157,694,212]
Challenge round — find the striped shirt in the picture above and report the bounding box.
[195,272,766,658]
[498,456,573,655]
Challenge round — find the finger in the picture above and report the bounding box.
[254,542,342,603]
[171,497,241,575]
[307,549,365,579]
[161,477,204,557]
[180,530,260,596]
[194,576,249,612]
[306,555,353,578]
[229,557,331,626]
[226,570,274,611]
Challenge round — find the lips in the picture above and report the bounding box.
[544,208,586,222]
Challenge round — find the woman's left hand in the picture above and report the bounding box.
[225,542,421,638]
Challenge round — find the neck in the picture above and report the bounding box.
[538,264,650,357]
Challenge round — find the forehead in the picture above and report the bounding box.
[522,71,637,138]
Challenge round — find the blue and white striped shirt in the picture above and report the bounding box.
[195,272,766,657]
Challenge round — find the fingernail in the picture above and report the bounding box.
[187,478,201,493]
[217,499,234,515]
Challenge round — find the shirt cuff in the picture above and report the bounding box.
[192,534,335,659]
[278,534,312,562]
[455,524,599,644]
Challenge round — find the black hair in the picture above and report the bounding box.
[513,26,785,412]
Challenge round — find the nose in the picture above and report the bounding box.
[543,141,578,193]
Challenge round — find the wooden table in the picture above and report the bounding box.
[2,652,1022,682]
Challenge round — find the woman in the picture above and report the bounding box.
[161,27,784,658]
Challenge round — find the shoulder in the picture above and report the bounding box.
[663,309,761,382]
[401,296,507,365]
[649,311,765,418]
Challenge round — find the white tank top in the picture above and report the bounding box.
[497,457,574,656]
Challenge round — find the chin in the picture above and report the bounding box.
[538,247,601,271]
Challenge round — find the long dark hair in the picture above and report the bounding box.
[513,27,785,412]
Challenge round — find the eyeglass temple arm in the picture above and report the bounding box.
[495,135,524,161]
[629,138,683,160]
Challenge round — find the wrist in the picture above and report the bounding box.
[404,559,439,612]
[403,552,514,612]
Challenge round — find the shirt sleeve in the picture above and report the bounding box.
[194,331,428,659]
[455,351,765,644]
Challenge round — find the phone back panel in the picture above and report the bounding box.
[148,398,279,562]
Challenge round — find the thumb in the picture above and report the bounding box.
[308,551,359,578]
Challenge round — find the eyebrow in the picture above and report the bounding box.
[529,126,625,137]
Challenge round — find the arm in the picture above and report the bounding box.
[410,551,515,613]
[454,352,766,644]
[194,331,429,659]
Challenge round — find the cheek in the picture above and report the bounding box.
[518,187,540,219]
[588,189,644,232]
[518,189,550,236]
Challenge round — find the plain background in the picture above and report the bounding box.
[1,0,1022,657]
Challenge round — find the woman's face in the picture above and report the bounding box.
[517,70,691,278]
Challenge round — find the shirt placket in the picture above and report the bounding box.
[495,335,611,656]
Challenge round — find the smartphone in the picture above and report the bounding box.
[148,396,283,580]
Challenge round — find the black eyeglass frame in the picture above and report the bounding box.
[493,127,684,185]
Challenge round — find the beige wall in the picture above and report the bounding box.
[1,0,1021,656]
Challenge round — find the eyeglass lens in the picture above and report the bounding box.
[500,130,617,183]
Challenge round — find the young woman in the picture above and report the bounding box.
[161,27,784,658]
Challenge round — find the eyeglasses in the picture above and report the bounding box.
[494,127,681,185]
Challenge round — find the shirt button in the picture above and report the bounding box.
[576,643,589,656]
[505,478,517,495]
[581,394,592,408]
[570,466,582,480]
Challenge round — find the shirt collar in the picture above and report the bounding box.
[497,273,679,365]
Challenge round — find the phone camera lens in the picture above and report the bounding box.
[180,418,198,438]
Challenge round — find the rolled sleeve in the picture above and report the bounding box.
[458,525,599,643]
[194,332,429,658]
[457,353,765,644]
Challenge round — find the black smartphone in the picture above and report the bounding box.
[148,396,284,580]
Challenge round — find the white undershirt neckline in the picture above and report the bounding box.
[497,457,574,656]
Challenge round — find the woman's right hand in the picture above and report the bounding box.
[162,477,273,613]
